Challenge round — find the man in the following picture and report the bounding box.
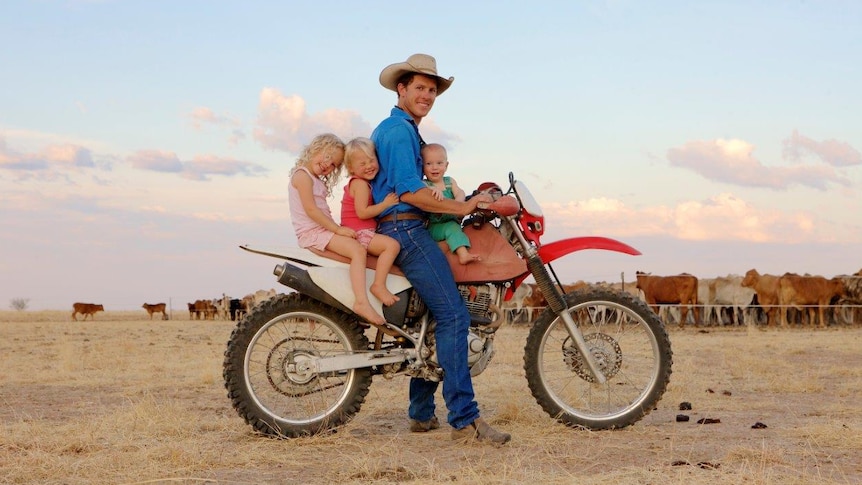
[371,53,511,445]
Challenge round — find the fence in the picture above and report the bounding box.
[504,303,862,327]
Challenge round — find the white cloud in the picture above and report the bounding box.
[667,136,853,190]
[188,107,239,128]
[1,128,111,153]
[252,88,370,153]
[128,150,183,172]
[415,117,461,148]
[228,128,245,145]
[544,192,852,244]
[127,150,268,181]
[782,129,862,167]
[182,155,268,181]
[0,135,95,173]
[189,107,247,146]
[43,144,94,167]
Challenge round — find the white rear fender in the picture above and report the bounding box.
[240,245,412,315]
[308,267,411,315]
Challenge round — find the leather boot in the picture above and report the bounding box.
[409,416,440,432]
[451,417,511,445]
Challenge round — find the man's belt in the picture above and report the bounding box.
[378,212,427,224]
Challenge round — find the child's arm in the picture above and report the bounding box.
[449,177,467,202]
[351,179,399,219]
[428,186,444,201]
[293,170,355,237]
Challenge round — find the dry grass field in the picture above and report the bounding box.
[1,309,861,484]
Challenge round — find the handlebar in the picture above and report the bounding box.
[477,195,520,217]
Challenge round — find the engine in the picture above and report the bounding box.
[457,284,495,324]
[459,284,499,376]
[414,284,501,379]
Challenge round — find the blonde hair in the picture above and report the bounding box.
[294,133,345,195]
[420,142,447,158]
[344,137,377,174]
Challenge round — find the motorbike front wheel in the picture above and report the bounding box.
[524,287,672,430]
[223,293,372,438]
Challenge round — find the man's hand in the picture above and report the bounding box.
[469,192,493,213]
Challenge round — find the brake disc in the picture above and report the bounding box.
[562,332,623,382]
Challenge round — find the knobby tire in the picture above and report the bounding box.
[524,287,672,430]
[223,293,372,438]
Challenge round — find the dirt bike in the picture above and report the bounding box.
[223,172,673,438]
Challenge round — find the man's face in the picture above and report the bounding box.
[397,74,438,122]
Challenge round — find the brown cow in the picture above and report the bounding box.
[186,300,216,320]
[194,299,217,320]
[72,302,104,321]
[142,302,168,320]
[741,269,781,326]
[635,271,699,327]
[778,274,846,328]
[519,282,588,321]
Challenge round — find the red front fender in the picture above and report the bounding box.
[506,236,641,301]
[538,236,641,264]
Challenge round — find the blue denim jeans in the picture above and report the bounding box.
[377,219,480,429]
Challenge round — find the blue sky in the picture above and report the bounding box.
[2,1,860,311]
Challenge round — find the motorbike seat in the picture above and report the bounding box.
[307,222,526,283]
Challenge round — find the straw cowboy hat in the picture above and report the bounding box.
[379,53,454,95]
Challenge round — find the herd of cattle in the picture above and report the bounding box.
[70,268,862,329]
[508,268,862,328]
[70,289,278,322]
[185,289,277,321]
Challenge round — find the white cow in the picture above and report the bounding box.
[253,288,277,305]
[698,278,716,325]
[709,275,756,326]
[242,288,278,314]
[504,283,534,324]
[213,294,231,320]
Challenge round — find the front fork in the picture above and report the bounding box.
[508,219,608,384]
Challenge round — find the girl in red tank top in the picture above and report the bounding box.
[341,137,402,307]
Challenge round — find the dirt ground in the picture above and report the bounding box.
[1,311,860,484]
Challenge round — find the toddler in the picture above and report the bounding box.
[421,143,480,264]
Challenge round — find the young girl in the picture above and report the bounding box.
[288,133,385,325]
[341,137,401,306]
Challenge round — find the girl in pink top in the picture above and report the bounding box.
[288,133,385,325]
[341,137,401,306]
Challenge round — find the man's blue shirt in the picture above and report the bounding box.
[370,107,427,218]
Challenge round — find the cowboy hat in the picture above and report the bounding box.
[379,53,454,95]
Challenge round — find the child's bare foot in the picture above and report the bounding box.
[457,249,481,265]
[370,283,400,306]
[354,300,385,325]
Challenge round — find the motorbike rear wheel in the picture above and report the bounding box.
[524,287,672,430]
[223,293,372,438]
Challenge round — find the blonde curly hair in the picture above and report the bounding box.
[293,133,345,196]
